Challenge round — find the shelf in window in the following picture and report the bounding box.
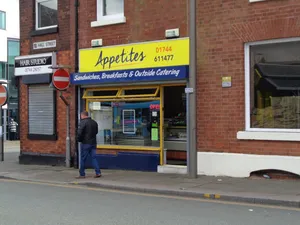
[167,126,187,129]
[165,137,187,141]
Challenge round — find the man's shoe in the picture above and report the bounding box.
[76,176,85,179]
[94,174,102,178]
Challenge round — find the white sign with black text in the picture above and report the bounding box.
[14,52,56,76]
[185,87,194,94]
[33,40,57,50]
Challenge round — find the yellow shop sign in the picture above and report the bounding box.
[79,38,189,73]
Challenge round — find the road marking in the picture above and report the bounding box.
[214,194,221,199]
[203,193,210,198]
[0,178,299,212]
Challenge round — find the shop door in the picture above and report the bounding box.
[163,85,187,166]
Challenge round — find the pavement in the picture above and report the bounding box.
[1,141,300,209]
[1,180,299,225]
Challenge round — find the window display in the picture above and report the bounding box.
[164,114,187,141]
[250,40,300,129]
[88,100,160,148]
[83,85,187,154]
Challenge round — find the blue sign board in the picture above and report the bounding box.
[70,66,188,85]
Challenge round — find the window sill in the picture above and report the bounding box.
[91,16,126,27]
[96,144,160,151]
[237,131,300,141]
[249,0,265,2]
[30,27,58,37]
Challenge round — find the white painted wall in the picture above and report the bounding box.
[0,0,20,62]
[197,152,300,178]
[6,0,20,39]
[0,1,8,11]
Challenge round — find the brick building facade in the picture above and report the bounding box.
[18,0,77,165]
[17,0,300,177]
[197,0,300,177]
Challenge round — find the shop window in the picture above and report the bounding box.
[92,0,126,27]
[248,39,300,130]
[88,100,160,148]
[83,89,120,99]
[0,11,6,30]
[83,85,187,155]
[119,87,159,98]
[83,87,160,99]
[35,0,58,30]
[28,85,56,140]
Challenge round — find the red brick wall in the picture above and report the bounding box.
[197,0,300,156]
[19,0,77,157]
[78,0,188,48]
[19,0,71,52]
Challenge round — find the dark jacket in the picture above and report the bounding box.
[77,117,98,144]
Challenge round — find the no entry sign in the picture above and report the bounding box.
[0,85,8,106]
[52,68,70,91]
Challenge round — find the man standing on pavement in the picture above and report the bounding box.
[9,118,18,141]
[77,111,101,178]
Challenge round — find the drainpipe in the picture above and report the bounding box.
[74,0,79,168]
[187,0,197,178]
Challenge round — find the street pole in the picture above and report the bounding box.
[77,87,81,170]
[74,0,80,169]
[66,102,71,167]
[0,107,3,161]
[187,0,197,178]
[59,91,71,168]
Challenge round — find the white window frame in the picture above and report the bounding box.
[249,0,266,2]
[35,0,58,30]
[238,37,300,141]
[91,0,126,28]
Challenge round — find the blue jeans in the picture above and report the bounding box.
[79,144,101,176]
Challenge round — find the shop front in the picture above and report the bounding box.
[15,52,60,165]
[71,38,189,171]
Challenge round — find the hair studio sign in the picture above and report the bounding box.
[14,52,56,76]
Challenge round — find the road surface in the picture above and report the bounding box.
[0,179,298,225]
